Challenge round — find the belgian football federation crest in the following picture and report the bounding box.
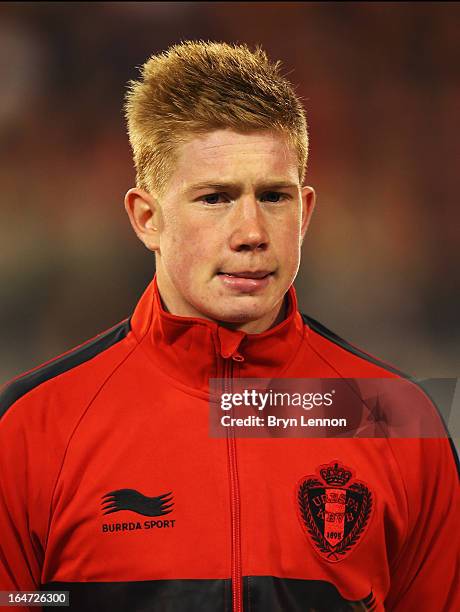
[297,461,373,563]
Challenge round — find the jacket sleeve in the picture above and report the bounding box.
[385,437,459,611]
[0,397,44,597]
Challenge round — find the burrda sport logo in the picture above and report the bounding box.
[100,488,175,533]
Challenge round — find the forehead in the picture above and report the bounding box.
[170,129,299,192]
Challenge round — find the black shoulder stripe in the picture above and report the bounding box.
[301,313,407,378]
[0,319,131,419]
[302,313,459,477]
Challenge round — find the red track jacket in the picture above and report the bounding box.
[0,276,458,611]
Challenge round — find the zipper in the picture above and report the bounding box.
[222,354,244,612]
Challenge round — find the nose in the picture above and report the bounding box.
[229,196,269,252]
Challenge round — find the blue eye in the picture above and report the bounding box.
[202,193,225,205]
[261,192,286,203]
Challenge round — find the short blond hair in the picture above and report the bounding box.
[125,41,308,196]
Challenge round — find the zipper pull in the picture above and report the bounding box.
[232,352,244,362]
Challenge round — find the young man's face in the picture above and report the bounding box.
[126,129,315,333]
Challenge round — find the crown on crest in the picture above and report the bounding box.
[320,463,352,486]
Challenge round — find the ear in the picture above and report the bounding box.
[124,188,161,252]
[300,186,316,245]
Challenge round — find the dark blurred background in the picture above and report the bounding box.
[1,2,458,391]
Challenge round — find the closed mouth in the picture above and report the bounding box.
[217,271,273,279]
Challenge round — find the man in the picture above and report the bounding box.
[0,41,458,612]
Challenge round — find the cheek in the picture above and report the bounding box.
[169,206,220,245]
[275,218,302,260]
[161,213,189,254]
[161,218,214,278]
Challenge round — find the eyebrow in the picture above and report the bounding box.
[184,180,299,194]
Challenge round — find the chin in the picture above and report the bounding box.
[216,312,259,324]
[208,302,271,324]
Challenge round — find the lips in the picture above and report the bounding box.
[216,270,274,293]
[218,271,273,279]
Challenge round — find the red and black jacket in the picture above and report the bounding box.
[1,276,458,611]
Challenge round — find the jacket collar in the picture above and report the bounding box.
[131,274,305,392]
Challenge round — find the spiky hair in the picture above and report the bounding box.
[125,40,309,195]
